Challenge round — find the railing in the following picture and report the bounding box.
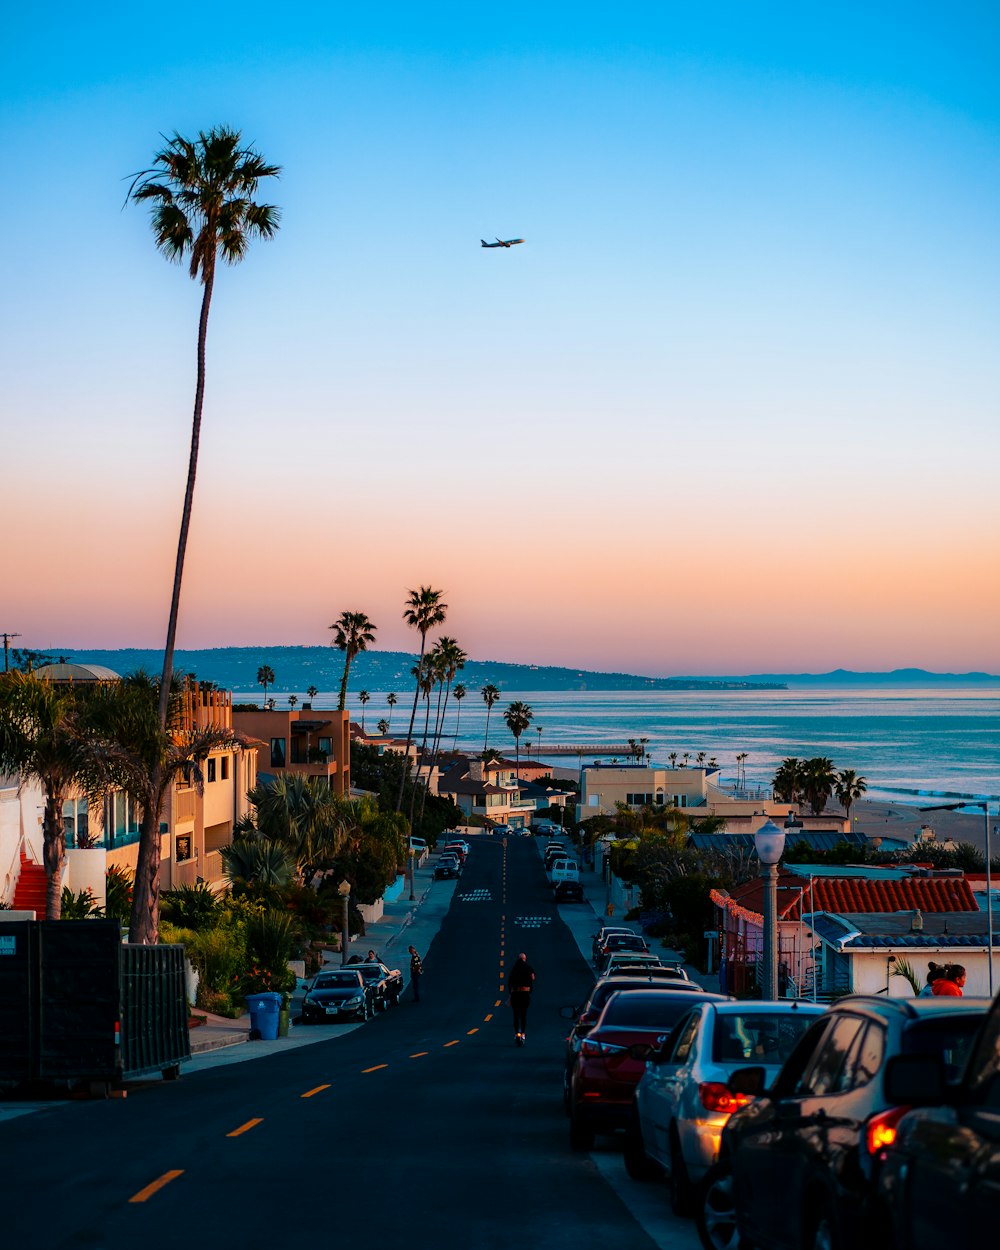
[202,850,224,883]
[174,791,196,822]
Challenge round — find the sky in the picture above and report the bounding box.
[2,3,998,676]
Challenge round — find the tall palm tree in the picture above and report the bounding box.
[421,638,466,822]
[386,691,398,728]
[535,725,543,760]
[395,587,447,811]
[358,689,370,731]
[408,657,437,825]
[0,673,108,919]
[288,694,298,710]
[481,683,501,753]
[801,757,838,816]
[306,685,318,703]
[257,664,275,706]
[772,757,804,804]
[377,718,390,736]
[128,128,279,940]
[329,611,377,712]
[503,700,534,781]
[668,752,678,769]
[834,768,868,828]
[452,683,467,740]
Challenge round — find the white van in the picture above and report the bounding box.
[549,857,580,887]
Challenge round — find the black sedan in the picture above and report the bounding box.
[434,858,461,880]
[300,969,376,1023]
[354,961,404,1010]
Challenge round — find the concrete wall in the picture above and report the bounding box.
[851,948,994,998]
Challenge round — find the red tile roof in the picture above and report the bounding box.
[718,874,978,922]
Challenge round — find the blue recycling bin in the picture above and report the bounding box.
[245,991,282,1041]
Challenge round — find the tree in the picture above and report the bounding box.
[11,649,56,673]
[481,683,501,753]
[386,691,397,728]
[0,673,109,918]
[377,718,389,735]
[421,637,466,822]
[288,694,298,710]
[256,664,275,705]
[240,772,348,881]
[503,701,534,781]
[834,768,867,828]
[395,587,447,811]
[329,611,377,713]
[668,752,678,769]
[452,683,467,740]
[800,757,838,816]
[127,128,280,939]
[535,725,543,759]
[358,689,370,730]
[306,684,318,702]
[772,757,804,804]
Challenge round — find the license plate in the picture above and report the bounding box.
[325,1006,339,1016]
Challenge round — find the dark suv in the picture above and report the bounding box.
[874,988,1000,1250]
[697,996,989,1250]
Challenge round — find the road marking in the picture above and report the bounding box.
[301,1084,330,1099]
[467,1028,479,1035]
[499,959,504,966]
[485,1013,493,1021]
[363,1064,388,1074]
[227,1118,263,1137]
[443,1040,459,1048]
[129,1170,183,1204]
[494,1000,501,1007]
[409,1051,429,1058]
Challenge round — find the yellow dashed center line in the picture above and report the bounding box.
[443,1040,459,1048]
[485,1013,494,1021]
[467,1028,479,1035]
[494,1000,501,1007]
[363,1064,388,1074]
[410,1051,429,1059]
[301,1084,330,1099]
[129,1170,183,1204]
[227,1118,263,1138]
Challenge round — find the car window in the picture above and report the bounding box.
[713,1012,818,1065]
[796,1015,866,1096]
[905,1014,986,1085]
[852,1023,886,1088]
[669,1012,700,1063]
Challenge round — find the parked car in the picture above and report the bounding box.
[434,858,461,880]
[874,988,1000,1250]
[696,995,990,1250]
[553,880,585,903]
[591,925,639,961]
[353,961,404,1011]
[300,969,376,1023]
[409,836,427,854]
[568,988,729,1151]
[597,945,656,977]
[629,1000,826,1213]
[609,963,691,983]
[549,857,581,887]
[443,840,468,861]
[596,932,649,962]
[544,847,568,871]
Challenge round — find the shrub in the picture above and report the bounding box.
[105,865,133,925]
[161,882,222,930]
[60,886,102,919]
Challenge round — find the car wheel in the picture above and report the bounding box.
[569,1107,595,1152]
[669,1132,693,1217]
[624,1110,662,1182]
[696,1160,752,1250]
[806,1200,839,1250]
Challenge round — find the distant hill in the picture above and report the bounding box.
[687,668,1000,686]
[41,646,786,693]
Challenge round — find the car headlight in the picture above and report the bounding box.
[345,996,363,1007]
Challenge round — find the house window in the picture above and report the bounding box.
[270,738,286,768]
[207,758,217,783]
[626,793,655,805]
[221,755,229,781]
[318,738,331,757]
[175,832,193,863]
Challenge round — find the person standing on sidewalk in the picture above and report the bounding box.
[508,952,535,1045]
[408,945,423,1002]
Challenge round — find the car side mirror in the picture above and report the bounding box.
[728,1065,767,1096]
[883,1054,949,1105]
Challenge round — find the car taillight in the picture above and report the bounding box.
[698,1083,751,1113]
[866,1106,910,1156]
[581,1038,628,1058]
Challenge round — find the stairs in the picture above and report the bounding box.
[11,850,47,916]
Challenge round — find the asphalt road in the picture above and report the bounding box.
[0,836,699,1250]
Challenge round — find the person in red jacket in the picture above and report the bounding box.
[932,963,966,996]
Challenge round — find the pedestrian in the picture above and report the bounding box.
[932,963,966,996]
[365,949,379,963]
[508,952,535,1046]
[918,961,946,996]
[408,945,423,1002]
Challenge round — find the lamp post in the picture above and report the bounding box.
[338,879,351,965]
[921,801,994,996]
[754,818,787,1000]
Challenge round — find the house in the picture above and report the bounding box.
[434,755,574,828]
[232,704,350,797]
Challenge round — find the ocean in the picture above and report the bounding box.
[245,684,1000,807]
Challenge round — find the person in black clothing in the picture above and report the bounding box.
[508,952,535,1045]
[408,945,423,1002]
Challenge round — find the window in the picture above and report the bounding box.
[318,737,332,757]
[670,1012,701,1064]
[206,758,217,783]
[175,832,192,863]
[220,755,229,781]
[796,1015,866,1096]
[853,1024,886,1087]
[270,738,286,768]
[626,792,655,805]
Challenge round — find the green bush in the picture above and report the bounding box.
[60,886,103,919]
[161,882,222,930]
[105,865,133,925]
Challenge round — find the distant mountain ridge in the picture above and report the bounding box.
[689,668,1000,686]
[42,646,785,693]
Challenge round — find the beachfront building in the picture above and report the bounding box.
[435,756,574,828]
[578,762,847,833]
[711,868,983,998]
[233,704,351,797]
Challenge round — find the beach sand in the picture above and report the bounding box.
[853,798,991,852]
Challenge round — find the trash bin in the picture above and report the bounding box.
[278,1000,290,1038]
[245,991,282,1041]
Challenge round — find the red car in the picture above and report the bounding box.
[569,988,728,1151]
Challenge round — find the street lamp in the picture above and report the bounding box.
[921,801,994,996]
[754,818,788,1000]
[338,879,351,965]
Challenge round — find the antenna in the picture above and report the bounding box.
[1,632,22,672]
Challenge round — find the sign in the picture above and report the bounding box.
[0,935,16,956]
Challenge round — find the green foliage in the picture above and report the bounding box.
[104,865,134,925]
[60,886,102,919]
[183,922,249,1001]
[890,957,921,996]
[161,881,222,929]
[242,908,300,995]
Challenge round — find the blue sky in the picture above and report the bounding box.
[3,4,998,673]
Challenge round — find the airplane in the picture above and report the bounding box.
[481,237,525,248]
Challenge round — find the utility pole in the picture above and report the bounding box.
[1,632,22,672]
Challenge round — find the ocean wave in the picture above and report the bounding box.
[877,784,1000,803]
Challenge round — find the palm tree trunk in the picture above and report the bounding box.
[409,693,433,827]
[129,802,162,944]
[338,648,354,712]
[395,641,427,812]
[420,682,450,824]
[483,706,492,753]
[42,788,66,920]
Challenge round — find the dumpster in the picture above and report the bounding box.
[245,991,282,1041]
[0,920,191,1090]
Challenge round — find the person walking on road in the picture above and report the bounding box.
[408,945,423,1002]
[508,952,535,1045]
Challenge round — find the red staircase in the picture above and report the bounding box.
[11,850,47,916]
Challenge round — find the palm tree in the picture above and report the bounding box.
[329,611,377,713]
[358,689,370,730]
[386,691,398,728]
[407,657,437,824]
[535,725,543,760]
[0,673,108,919]
[377,718,390,736]
[503,701,534,781]
[668,752,678,769]
[452,683,467,740]
[481,683,501,752]
[801,757,838,816]
[306,684,318,703]
[288,694,298,710]
[834,768,868,828]
[256,664,275,706]
[395,587,447,811]
[421,638,466,822]
[772,757,804,804]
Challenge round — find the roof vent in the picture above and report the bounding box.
[910,908,924,932]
